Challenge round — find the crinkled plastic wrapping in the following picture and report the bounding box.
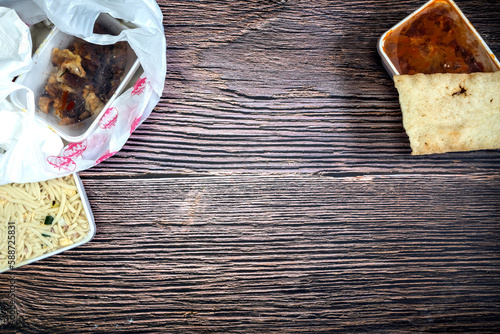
[0,0,166,185]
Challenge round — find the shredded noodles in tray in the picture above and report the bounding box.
[0,175,90,269]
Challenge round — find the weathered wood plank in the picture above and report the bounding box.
[1,175,499,332]
[83,0,500,177]
[1,1,499,333]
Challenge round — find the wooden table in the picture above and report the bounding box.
[2,0,500,332]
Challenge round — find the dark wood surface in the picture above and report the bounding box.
[2,0,500,332]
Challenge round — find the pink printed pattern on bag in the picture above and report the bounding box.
[95,151,118,165]
[62,140,88,158]
[99,107,119,129]
[131,77,147,96]
[130,116,142,134]
[47,156,77,172]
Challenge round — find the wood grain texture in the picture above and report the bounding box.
[82,0,500,177]
[2,1,500,333]
[1,175,500,333]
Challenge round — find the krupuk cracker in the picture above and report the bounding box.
[394,71,500,155]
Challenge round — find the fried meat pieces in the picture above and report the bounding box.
[39,38,127,125]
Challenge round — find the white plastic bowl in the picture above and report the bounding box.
[13,14,140,142]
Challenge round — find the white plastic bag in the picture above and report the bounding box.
[0,0,166,185]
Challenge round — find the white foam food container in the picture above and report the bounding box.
[377,0,500,77]
[0,173,96,273]
[13,13,140,142]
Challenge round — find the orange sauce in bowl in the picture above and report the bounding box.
[383,0,499,74]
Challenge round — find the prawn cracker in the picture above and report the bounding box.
[394,71,500,155]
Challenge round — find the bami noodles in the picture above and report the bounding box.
[0,176,90,269]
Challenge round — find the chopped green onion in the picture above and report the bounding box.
[44,216,54,225]
[42,233,51,238]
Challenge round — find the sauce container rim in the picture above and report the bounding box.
[377,0,500,77]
